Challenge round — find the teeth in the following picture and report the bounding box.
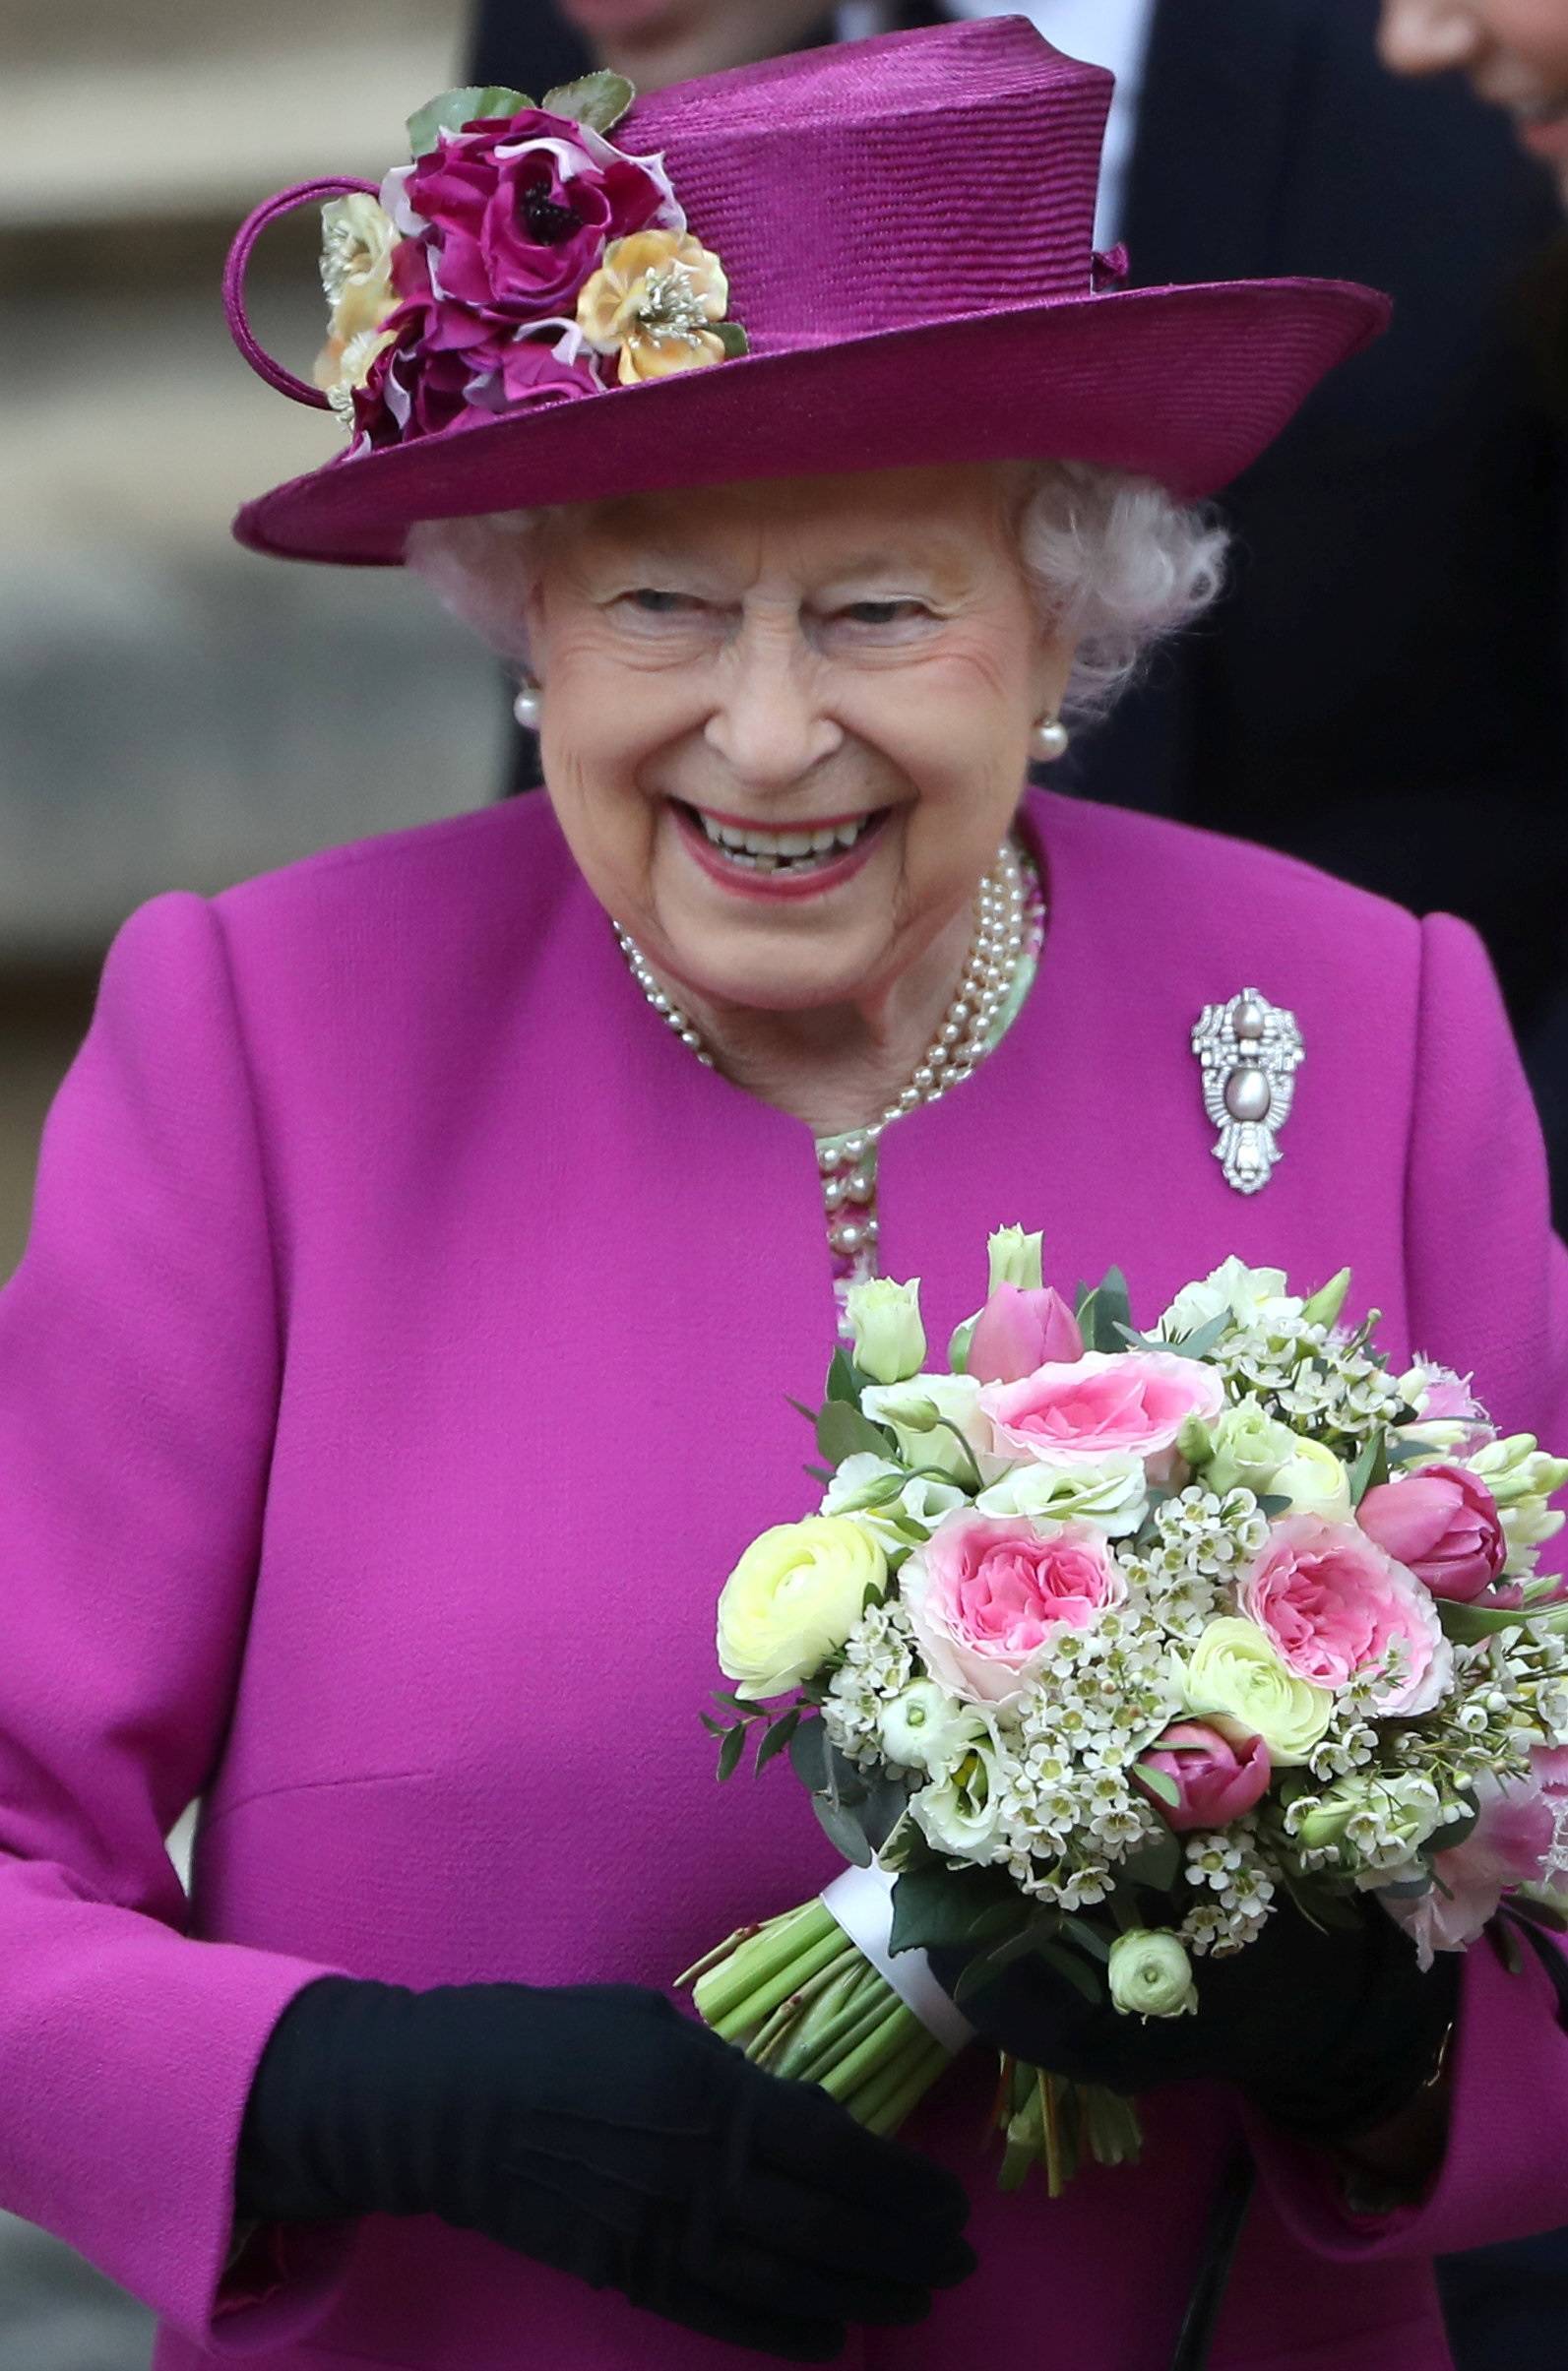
[693,808,878,865]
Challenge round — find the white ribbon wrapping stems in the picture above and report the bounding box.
[818,1860,975,2056]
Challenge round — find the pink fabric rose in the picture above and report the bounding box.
[1135,1719,1272,1833]
[1237,1513,1453,1714]
[398,110,676,324]
[1382,1748,1568,1967]
[355,235,603,444]
[979,1350,1224,1480]
[967,1285,1085,1386]
[1355,1464,1507,1603]
[901,1511,1126,1707]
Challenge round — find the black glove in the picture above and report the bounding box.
[929,1894,1458,2144]
[235,1975,974,2361]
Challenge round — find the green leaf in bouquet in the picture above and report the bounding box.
[950,1919,1046,2006]
[816,1398,894,1466]
[888,1863,996,1955]
[1117,1830,1182,1893]
[1087,1267,1133,1355]
[755,1707,802,1773]
[1132,1761,1182,1810]
[824,1346,863,1405]
[1034,1938,1104,2006]
[1346,1429,1390,1508]
[716,1723,748,1782]
[1429,1797,1480,1855]
[1278,1867,1364,1932]
[540,70,636,133]
[408,87,532,153]
[1436,1597,1541,1642]
[1255,1493,1293,1518]
[855,1771,911,1856]
[787,1716,832,1794]
[812,1792,874,1865]
[948,1315,977,1375]
[786,1395,817,1425]
[1059,1913,1112,1964]
[699,1712,729,1738]
[965,1900,1030,1945]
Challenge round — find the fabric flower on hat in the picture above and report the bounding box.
[389,108,679,322]
[578,229,737,383]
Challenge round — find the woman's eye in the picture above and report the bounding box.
[838,599,928,627]
[624,589,699,616]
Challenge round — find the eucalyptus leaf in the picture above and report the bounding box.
[1437,1598,1538,1642]
[817,1399,895,1466]
[1163,1310,1232,1361]
[755,1707,801,1773]
[407,86,531,155]
[716,1724,747,1783]
[1255,1493,1293,1518]
[788,1716,831,1794]
[1132,1761,1181,1810]
[699,1712,728,1738]
[541,70,636,135]
[813,1792,874,1866]
[1090,1267,1133,1355]
[856,1771,910,1856]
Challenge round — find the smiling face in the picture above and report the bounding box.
[524,465,1071,1023]
[1379,0,1568,195]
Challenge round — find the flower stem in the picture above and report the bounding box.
[711,1922,849,2041]
[862,2037,950,2136]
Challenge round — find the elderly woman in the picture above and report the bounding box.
[3,20,1567,2371]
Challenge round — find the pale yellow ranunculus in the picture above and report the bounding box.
[1181,1616,1334,1767]
[577,229,730,385]
[1107,1928,1197,2019]
[717,1517,886,1701]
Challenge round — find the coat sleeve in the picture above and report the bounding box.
[0,892,353,2352]
[1250,909,1568,2261]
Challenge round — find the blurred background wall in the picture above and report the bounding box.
[0,0,497,1283]
[2,2,488,2353]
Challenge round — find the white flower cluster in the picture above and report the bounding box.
[1121,1484,1272,1636]
[821,1597,916,1768]
[1179,1820,1276,1955]
[1211,1316,1407,1445]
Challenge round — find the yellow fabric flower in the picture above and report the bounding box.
[576,229,732,386]
[314,194,402,417]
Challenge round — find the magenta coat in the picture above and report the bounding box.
[1,785,1566,2371]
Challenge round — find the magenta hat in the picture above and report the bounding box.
[226,15,1389,568]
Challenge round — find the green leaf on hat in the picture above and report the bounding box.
[407,87,533,156]
[714,320,751,359]
[542,71,637,135]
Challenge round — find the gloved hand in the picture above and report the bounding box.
[235,1975,974,2361]
[929,1894,1458,2144]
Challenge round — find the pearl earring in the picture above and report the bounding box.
[513,681,542,731]
[1031,715,1070,763]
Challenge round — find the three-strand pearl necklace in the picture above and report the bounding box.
[614,836,1036,1263]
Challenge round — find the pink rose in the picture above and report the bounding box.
[901,1511,1127,1707]
[1382,1748,1568,1967]
[398,109,675,324]
[979,1350,1224,1481]
[967,1285,1085,1386]
[1135,1719,1273,1833]
[355,237,603,445]
[1237,1513,1453,1714]
[1355,1464,1507,1603]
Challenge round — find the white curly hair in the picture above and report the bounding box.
[405,460,1226,722]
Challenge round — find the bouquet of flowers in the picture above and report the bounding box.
[678,1230,1568,2191]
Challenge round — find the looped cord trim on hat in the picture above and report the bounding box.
[1092,244,1131,291]
[224,178,379,408]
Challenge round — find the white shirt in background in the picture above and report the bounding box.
[836,0,1158,249]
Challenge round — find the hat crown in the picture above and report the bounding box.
[623,18,1112,349]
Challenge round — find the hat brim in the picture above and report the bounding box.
[232,276,1389,566]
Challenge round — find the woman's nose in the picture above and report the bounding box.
[702,627,845,787]
[1377,0,1482,76]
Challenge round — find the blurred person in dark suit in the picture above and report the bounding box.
[472,0,1568,1217]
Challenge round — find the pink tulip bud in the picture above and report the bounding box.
[967,1284,1084,1386]
[1135,1719,1272,1833]
[1355,1464,1507,1602]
